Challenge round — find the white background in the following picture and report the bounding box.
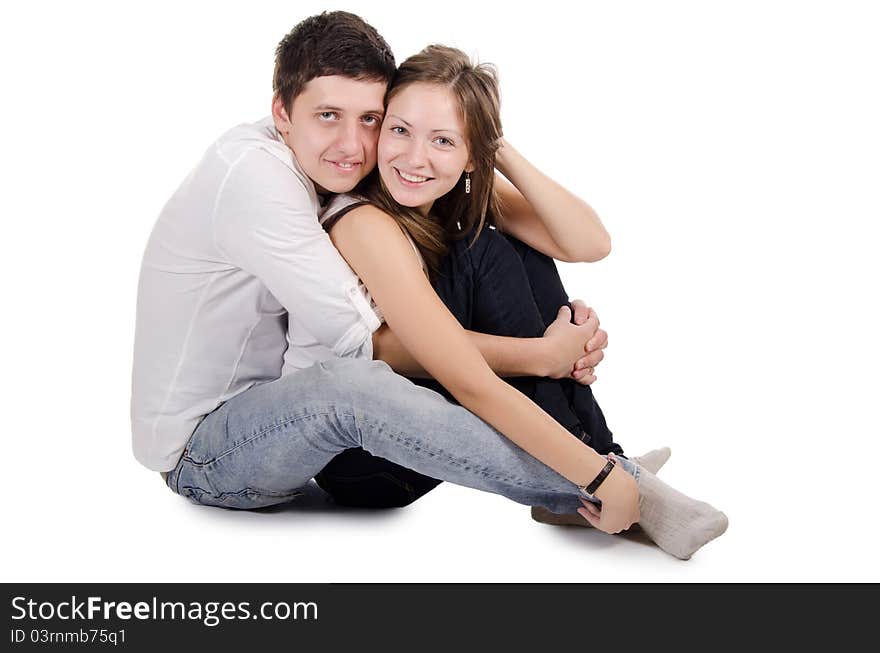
[1,0,878,582]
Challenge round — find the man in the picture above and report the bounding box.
[132,12,614,519]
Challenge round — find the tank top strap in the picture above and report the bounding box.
[320,195,428,274]
[319,194,367,232]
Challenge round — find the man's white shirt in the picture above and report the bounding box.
[131,117,382,471]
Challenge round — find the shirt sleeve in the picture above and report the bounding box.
[212,148,381,358]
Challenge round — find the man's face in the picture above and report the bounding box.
[273,75,387,194]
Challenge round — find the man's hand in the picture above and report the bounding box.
[540,306,600,379]
[569,299,608,385]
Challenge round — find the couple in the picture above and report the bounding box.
[132,11,727,559]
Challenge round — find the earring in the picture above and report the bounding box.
[465,172,471,194]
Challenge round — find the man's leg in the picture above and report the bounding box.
[165,356,728,560]
[166,357,605,515]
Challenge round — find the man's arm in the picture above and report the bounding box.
[373,325,551,378]
[373,300,608,382]
[213,150,381,358]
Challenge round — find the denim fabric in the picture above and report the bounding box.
[315,229,625,507]
[165,357,637,513]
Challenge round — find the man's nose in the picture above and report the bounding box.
[334,120,360,156]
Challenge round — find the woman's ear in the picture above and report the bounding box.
[465,162,475,174]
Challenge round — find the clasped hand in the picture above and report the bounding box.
[541,299,608,384]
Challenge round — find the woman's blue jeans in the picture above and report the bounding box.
[314,229,626,508]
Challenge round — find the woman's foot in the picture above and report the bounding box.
[631,447,671,475]
[629,467,728,560]
[530,447,671,527]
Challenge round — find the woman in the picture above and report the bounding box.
[316,46,660,510]
[317,45,726,558]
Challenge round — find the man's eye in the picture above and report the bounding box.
[362,115,379,126]
[318,112,337,121]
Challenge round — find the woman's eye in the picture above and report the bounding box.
[390,126,407,135]
[434,137,454,146]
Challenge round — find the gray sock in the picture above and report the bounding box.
[630,447,672,475]
[530,447,672,527]
[636,466,728,560]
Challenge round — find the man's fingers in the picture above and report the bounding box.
[574,351,604,373]
[583,311,599,336]
[570,300,591,325]
[587,328,608,353]
[556,305,572,323]
[572,369,597,385]
[575,350,604,370]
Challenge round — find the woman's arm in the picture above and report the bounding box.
[494,139,611,263]
[330,205,637,533]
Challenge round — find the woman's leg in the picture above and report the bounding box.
[314,446,441,508]
[432,228,624,456]
[315,228,571,508]
[503,234,624,457]
[316,228,621,508]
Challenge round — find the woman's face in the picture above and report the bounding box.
[378,83,472,215]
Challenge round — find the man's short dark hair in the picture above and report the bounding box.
[273,11,396,112]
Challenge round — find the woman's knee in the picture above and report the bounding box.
[315,450,442,509]
[463,227,520,274]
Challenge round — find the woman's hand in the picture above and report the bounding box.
[332,205,630,498]
[577,459,640,534]
[493,137,512,177]
[491,142,612,263]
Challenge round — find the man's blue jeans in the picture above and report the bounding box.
[165,357,638,512]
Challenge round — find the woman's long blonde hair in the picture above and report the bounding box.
[360,45,503,276]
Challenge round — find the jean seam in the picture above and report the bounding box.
[179,450,304,506]
[184,410,356,504]
[212,486,303,502]
[176,453,221,498]
[359,412,568,494]
[187,408,349,467]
